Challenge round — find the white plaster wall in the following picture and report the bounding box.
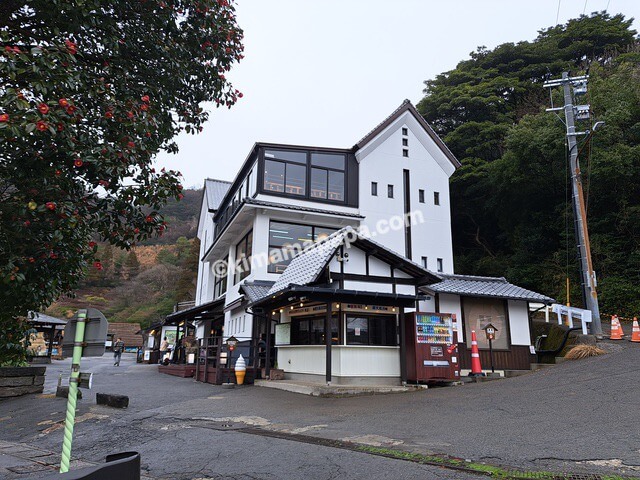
[357,113,455,274]
[418,295,436,312]
[342,247,367,273]
[336,346,400,377]
[368,256,391,276]
[343,280,392,293]
[508,300,532,345]
[438,293,463,342]
[277,346,327,375]
[396,284,415,296]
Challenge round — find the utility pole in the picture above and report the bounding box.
[544,72,603,338]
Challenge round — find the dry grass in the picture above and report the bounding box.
[564,344,607,360]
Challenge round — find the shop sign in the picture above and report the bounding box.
[226,336,238,351]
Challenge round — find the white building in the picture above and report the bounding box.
[166,100,553,385]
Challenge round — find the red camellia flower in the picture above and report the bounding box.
[38,103,49,114]
[66,105,76,115]
[0,113,8,122]
[105,111,113,119]
[141,95,150,102]
[145,215,153,223]
[178,193,184,200]
[36,120,49,131]
[88,241,97,248]
[140,104,148,112]
[134,228,140,234]
[50,252,58,259]
[57,123,64,131]
[127,141,135,148]
[94,262,103,271]
[65,39,77,54]
[59,98,69,107]
[28,257,35,263]
[74,159,83,167]
[127,111,134,119]
[55,170,62,176]
[98,180,109,187]
[24,221,31,227]
[45,202,56,210]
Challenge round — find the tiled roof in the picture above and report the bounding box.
[427,274,555,303]
[205,178,232,211]
[244,198,364,218]
[240,280,275,303]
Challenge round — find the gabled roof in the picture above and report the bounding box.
[28,312,66,326]
[354,99,461,169]
[267,226,440,297]
[239,280,276,304]
[424,274,555,303]
[204,178,232,211]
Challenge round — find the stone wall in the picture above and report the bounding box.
[0,366,46,398]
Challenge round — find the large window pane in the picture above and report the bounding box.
[269,222,313,247]
[346,317,369,345]
[463,297,508,349]
[234,231,252,284]
[370,316,397,346]
[265,149,307,164]
[310,168,328,199]
[328,171,344,201]
[311,153,345,170]
[268,222,335,273]
[264,160,284,192]
[285,163,306,196]
[291,316,338,345]
[313,226,335,242]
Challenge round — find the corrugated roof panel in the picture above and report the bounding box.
[205,178,232,211]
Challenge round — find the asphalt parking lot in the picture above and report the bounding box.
[1,339,639,479]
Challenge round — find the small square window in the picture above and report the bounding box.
[387,184,394,198]
[371,182,378,196]
[402,138,408,147]
[402,127,408,136]
[437,258,443,272]
[419,189,425,203]
[402,149,409,157]
[421,256,428,268]
[434,191,440,205]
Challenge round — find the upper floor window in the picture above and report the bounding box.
[419,189,425,203]
[213,260,227,298]
[234,230,253,284]
[311,153,345,201]
[263,150,307,196]
[434,191,440,205]
[371,182,378,196]
[388,184,394,198]
[402,127,408,136]
[437,258,443,272]
[268,221,336,273]
[421,256,428,268]
[262,149,347,204]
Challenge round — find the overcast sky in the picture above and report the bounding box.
[155,0,640,189]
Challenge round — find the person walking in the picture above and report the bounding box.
[159,336,169,364]
[113,337,125,366]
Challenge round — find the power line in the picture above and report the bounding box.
[556,0,562,24]
[583,0,588,14]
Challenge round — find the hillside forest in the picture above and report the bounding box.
[50,12,639,327]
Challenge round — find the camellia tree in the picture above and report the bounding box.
[0,0,244,365]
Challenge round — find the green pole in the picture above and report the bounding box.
[60,309,87,473]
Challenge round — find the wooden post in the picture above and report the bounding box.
[325,302,332,384]
[399,308,407,385]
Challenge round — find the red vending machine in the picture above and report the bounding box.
[405,312,459,383]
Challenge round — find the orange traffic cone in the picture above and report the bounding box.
[630,317,640,343]
[610,315,623,340]
[470,330,484,376]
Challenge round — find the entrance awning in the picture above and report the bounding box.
[250,285,423,311]
[164,296,226,326]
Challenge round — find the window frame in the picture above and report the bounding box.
[371,181,378,196]
[234,230,253,284]
[290,314,340,345]
[346,314,398,346]
[421,256,428,269]
[213,259,227,299]
[268,221,337,274]
[261,148,348,205]
[437,258,443,273]
[434,191,440,205]
[419,189,425,203]
[387,184,394,199]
